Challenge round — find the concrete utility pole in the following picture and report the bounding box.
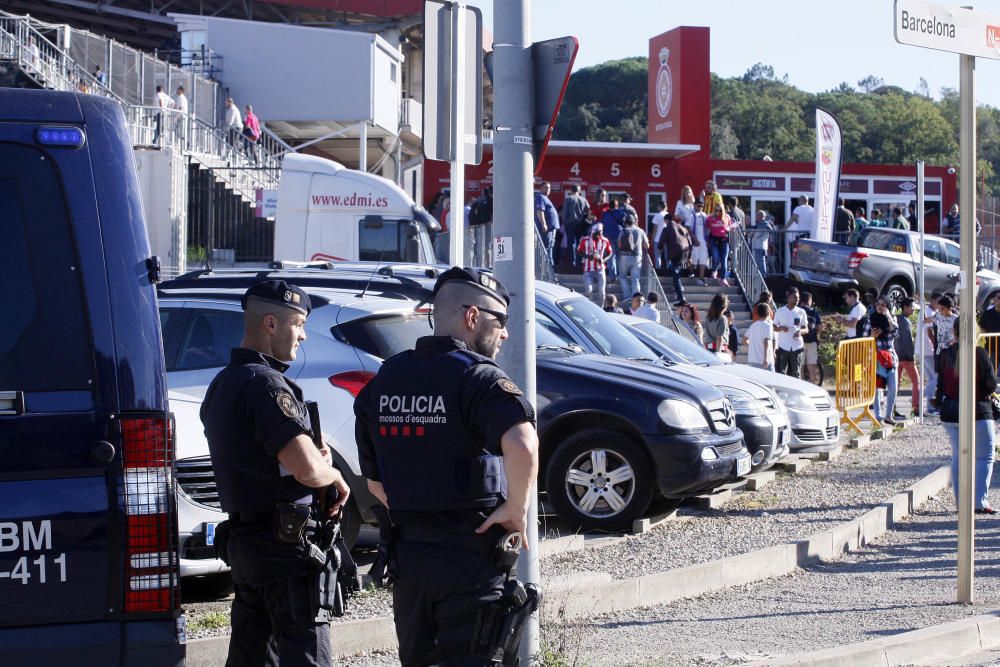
[957,52,977,604]
[491,0,540,662]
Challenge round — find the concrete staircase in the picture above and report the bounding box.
[554,269,752,364]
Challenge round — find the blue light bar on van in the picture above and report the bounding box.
[36,126,85,148]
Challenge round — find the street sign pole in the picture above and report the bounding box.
[492,0,539,663]
[449,3,465,266]
[916,159,925,424]
[894,0,993,605]
[957,51,977,604]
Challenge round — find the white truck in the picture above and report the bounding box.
[273,152,440,264]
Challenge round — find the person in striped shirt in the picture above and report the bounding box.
[576,222,614,306]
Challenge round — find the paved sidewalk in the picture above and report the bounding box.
[542,483,1000,666]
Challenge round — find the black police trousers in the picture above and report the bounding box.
[392,540,507,666]
[225,526,331,667]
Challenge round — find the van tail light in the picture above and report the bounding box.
[847,252,868,269]
[329,371,376,397]
[120,414,179,614]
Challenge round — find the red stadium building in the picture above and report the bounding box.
[423,26,956,234]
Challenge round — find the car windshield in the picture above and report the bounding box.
[633,321,722,366]
[556,297,656,360]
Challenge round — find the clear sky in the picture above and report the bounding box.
[465,0,1000,108]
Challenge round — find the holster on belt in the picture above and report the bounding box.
[306,506,360,620]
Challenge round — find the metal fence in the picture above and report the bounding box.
[186,165,275,268]
[730,227,769,311]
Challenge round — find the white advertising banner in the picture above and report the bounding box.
[894,0,1000,61]
[814,108,842,244]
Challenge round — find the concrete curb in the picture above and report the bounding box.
[541,465,951,622]
[185,465,952,662]
[745,610,1000,666]
[185,616,398,666]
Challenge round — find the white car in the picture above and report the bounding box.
[622,316,841,452]
[170,390,230,578]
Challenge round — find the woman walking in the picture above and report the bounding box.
[935,318,998,513]
[706,202,732,286]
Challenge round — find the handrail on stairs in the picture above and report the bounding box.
[730,227,768,311]
[0,12,281,186]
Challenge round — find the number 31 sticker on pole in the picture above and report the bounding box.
[494,236,513,262]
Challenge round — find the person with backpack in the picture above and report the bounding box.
[660,212,690,306]
[560,184,591,267]
[706,201,732,286]
[617,213,649,299]
[600,200,626,279]
[469,187,493,228]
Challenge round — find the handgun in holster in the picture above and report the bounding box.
[471,579,542,666]
[307,485,360,619]
[369,504,397,588]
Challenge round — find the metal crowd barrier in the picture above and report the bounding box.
[835,336,880,434]
[979,332,1000,371]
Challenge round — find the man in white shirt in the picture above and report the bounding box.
[153,84,174,146]
[783,195,814,273]
[224,97,243,148]
[649,201,668,269]
[173,85,189,145]
[773,287,808,378]
[840,288,866,338]
[745,303,775,371]
[634,291,660,323]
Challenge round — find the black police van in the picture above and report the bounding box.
[0,90,184,664]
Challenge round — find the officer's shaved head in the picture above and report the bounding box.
[243,297,298,332]
[433,282,504,333]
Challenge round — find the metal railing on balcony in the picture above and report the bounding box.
[0,12,282,193]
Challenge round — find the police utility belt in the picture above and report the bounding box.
[218,502,359,619]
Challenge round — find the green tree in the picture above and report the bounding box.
[554,57,648,141]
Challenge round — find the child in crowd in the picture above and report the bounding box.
[725,309,739,357]
[745,303,775,371]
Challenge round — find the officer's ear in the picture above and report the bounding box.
[262,313,278,334]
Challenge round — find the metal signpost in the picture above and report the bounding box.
[917,160,926,424]
[894,0,996,603]
[423,0,483,265]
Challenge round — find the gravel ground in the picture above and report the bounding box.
[542,483,1000,667]
[541,419,952,581]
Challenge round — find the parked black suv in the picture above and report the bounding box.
[158,267,747,531]
[0,90,183,664]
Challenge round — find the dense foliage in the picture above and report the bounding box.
[554,59,1000,195]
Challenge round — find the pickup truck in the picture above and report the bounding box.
[789,227,1000,311]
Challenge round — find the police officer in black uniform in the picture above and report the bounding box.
[201,280,350,666]
[354,267,540,666]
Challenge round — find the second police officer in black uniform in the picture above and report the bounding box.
[354,267,540,666]
[200,280,350,666]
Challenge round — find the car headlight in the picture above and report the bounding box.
[721,387,763,417]
[774,388,813,410]
[657,399,711,430]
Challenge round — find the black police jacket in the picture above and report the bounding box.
[201,348,314,513]
[354,336,535,514]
